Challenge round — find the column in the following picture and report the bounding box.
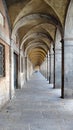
[45,57,47,80]
[25,56,27,82]
[64,38,73,98]
[55,42,62,89]
[53,44,55,88]
[10,39,15,98]
[47,54,49,81]
[18,49,22,89]
[49,51,51,84]
[50,45,54,84]
[60,39,64,98]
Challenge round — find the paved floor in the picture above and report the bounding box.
[0,72,73,130]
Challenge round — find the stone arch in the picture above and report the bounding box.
[64,0,73,38]
[20,32,52,49]
[12,13,63,39]
[25,42,48,57]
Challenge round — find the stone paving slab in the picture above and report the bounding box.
[0,72,73,130]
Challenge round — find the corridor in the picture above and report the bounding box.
[0,72,73,130]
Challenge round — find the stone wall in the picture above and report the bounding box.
[0,0,10,108]
[0,39,10,107]
[0,0,10,44]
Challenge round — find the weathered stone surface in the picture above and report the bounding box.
[64,0,73,97]
[64,41,73,97]
[55,29,61,88]
[0,72,73,130]
[0,39,10,108]
[0,0,11,108]
[50,44,54,84]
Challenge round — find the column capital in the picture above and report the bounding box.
[53,47,55,53]
[25,56,27,59]
[49,53,54,56]
[46,54,48,58]
[64,38,73,47]
[55,48,62,52]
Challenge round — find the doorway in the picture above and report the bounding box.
[14,53,18,89]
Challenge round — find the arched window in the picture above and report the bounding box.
[0,12,4,26]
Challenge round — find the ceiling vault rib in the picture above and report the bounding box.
[5,0,70,66]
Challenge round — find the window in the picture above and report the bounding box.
[0,12,4,26]
[0,43,5,77]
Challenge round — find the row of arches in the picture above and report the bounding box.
[0,0,73,108]
[10,0,73,98]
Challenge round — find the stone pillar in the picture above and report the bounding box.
[23,54,26,83]
[55,43,62,89]
[18,49,21,89]
[47,52,50,83]
[64,39,73,97]
[10,40,15,98]
[53,44,55,88]
[64,0,73,98]
[45,57,47,80]
[60,39,64,98]
[40,61,45,77]
[50,45,54,84]
[49,51,51,83]
[25,56,27,82]
[53,28,62,90]
[40,58,48,79]
[42,58,47,79]
[27,57,30,80]
[47,54,49,81]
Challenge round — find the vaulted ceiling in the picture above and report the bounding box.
[5,0,70,67]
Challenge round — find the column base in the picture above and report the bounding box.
[55,84,61,88]
[64,88,73,98]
